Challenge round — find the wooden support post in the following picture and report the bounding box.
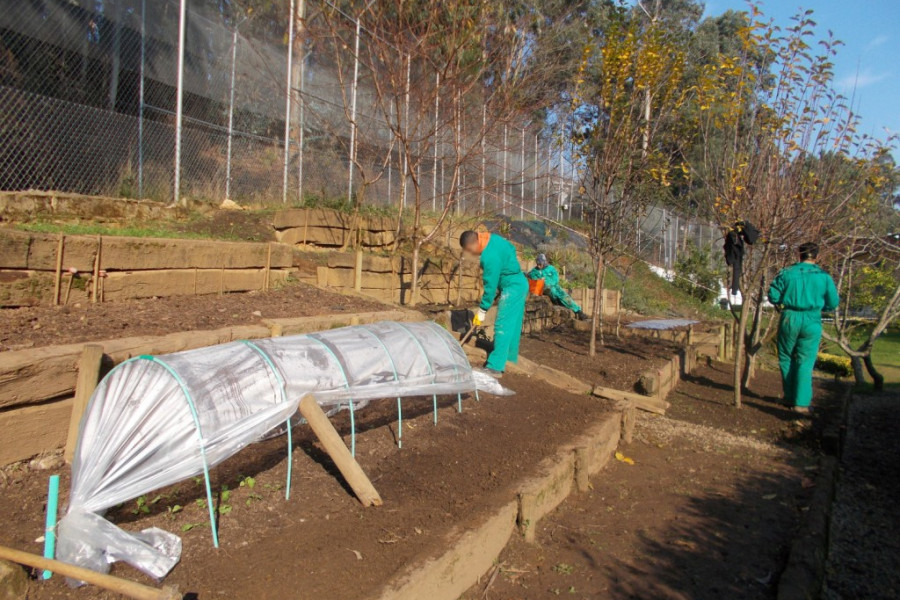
[298,394,382,507]
[354,249,363,292]
[718,324,727,361]
[65,344,104,464]
[53,234,64,306]
[90,237,101,303]
[269,323,284,337]
[573,448,590,493]
[264,243,272,291]
[0,544,180,600]
[592,385,669,415]
[517,492,538,543]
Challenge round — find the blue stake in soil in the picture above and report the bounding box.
[433,394,438,425]
[42,474,60,579]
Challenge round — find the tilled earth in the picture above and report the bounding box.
[0,282,385,351]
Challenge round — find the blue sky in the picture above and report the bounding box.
[703,0,900,155]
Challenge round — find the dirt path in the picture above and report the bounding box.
[463,364,839,600]
[824,391,900,600]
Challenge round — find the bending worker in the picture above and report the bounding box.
[460,230,528,377]
[527,253,588,320]
[767,242,839,414]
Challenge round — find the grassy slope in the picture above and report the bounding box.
[823,327,900,387]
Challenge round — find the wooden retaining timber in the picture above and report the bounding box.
[0,228,297,307]
[0,309,424,467]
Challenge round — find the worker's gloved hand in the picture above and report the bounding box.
[472,308,487,326]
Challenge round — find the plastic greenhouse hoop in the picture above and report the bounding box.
[430,326,468,413]
[305,335,357,456]
[135,355,220,549]
[392,322,441,424]
[239,340,293,500]
[359,326,405,449]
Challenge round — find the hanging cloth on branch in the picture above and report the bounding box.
[723,220,760,294]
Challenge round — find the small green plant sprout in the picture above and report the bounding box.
[166,504,183,519]
[218,485,233,515]
[245,494,263,506]
[195,498,207,511]
[132,496,150,515]
[239,476,256,490]
[181,522,207,532]
[553,563,574,575]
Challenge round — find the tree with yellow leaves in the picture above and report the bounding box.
[569,2,688,355]
[684,4,891,406]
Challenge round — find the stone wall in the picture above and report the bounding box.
[273,208,398,250]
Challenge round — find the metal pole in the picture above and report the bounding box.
[138,0,145,200]
[225,24,238,201]
[502,124,507,215]
[173,0,187,206]
[520,126,525,219]
[480,104,486,212]
[297,0,306,203]
[544,140,550,218]
[401,54,410,210]
[433,71,439,212]
[533,133,538,215]
[347,17,361,204]
[282,0,296,204]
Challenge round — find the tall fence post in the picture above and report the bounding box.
[225,23,239,202]
[520,126,525,219]
[502,123,507,215]
[138,0,145,200]
[282,0,296,204]
[347,17,361,204]
[173,0,187,206]
[297,0,306,203]
[432,71,440,212]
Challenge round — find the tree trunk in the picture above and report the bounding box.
[850,355,866,386]
[409,243,420,307]
[863,354,884,391]
[732,301,751,408]
[589,254,604,356]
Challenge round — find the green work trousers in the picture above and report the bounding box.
[547,284,582,314]
[776,310,822,408]
[487,272,528,372]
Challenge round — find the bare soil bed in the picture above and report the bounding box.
[0,282,386,351]
[462,363,841,600]
[519,327,682,391]
[1,368,624,600]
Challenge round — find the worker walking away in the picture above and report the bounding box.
[460,230,528,377]
[767,242,839,414]
[527,253,588,320]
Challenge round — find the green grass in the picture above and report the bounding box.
[822,326,900,387]
[16,220,219,240]
[606,261,730,321]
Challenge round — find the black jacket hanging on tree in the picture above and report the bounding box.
[723,221,760,294]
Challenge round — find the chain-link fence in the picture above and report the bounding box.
[0,0,580,216]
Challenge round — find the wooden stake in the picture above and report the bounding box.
[354,249,363,292]
[298,394,382,507]
[0,544,180,600]
[91,237,101,303]
[53,234,64,306]
[65,344,105,464]
[264,243,272,291]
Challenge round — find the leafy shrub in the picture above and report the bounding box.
[815,352,852,377]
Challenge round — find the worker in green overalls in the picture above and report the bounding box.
[527,254,588,320]
[768,242,839,414]
[460,230,528,377]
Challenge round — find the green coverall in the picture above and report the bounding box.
[527,264,582,314]
[767,262,839,408]
[479,234,528,372]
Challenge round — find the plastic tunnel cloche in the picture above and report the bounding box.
[56,321,509,581]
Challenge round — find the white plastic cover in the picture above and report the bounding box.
[57,321,507,580]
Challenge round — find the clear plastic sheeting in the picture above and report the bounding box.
[57,321,506,580]
[626,318,699,330]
